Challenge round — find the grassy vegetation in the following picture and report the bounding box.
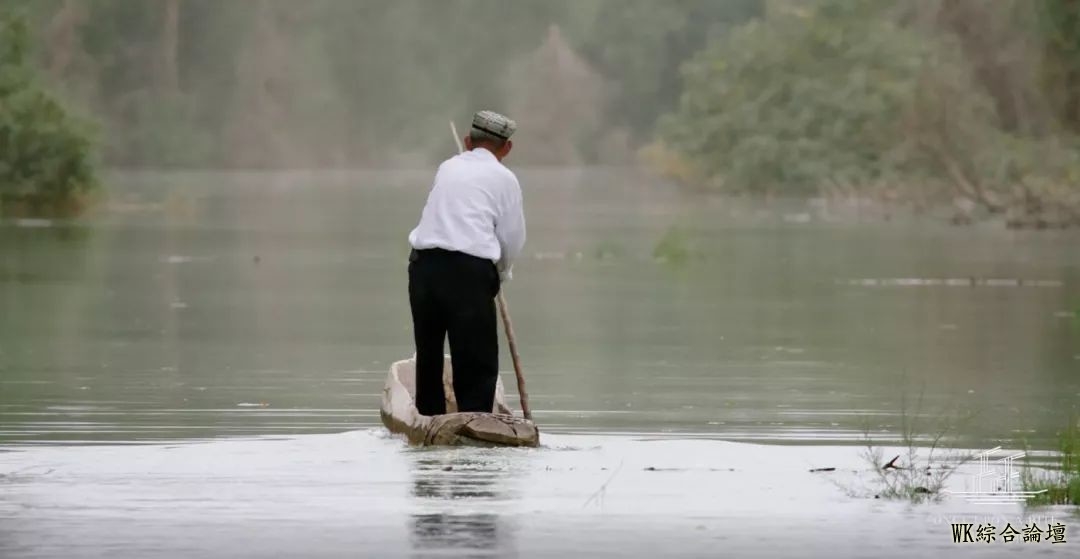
[855,392,975,503]
[1023,416,1080,506]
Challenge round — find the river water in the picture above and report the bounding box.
[1,168,1078,557]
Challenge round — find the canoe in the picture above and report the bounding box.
[380,356,539,447]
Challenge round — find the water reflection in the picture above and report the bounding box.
[409,453,515,557]
[2,170,1078,449]
[411,513,501,556]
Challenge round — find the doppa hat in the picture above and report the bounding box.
[472,110,517,140]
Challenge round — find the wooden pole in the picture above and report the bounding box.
[450,120,533,420]
[496,292,531,420]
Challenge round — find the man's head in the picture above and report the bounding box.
[464,110,516,161]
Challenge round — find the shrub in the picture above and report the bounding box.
[0,12,98,216]
[657,1,990,195]
[652,0,1080,228]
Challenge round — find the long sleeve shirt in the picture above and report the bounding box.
[408,147,526,281]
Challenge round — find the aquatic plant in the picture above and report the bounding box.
[1022,416,1080,505]
[583,461,624,509]
[652,226,692,266]
[856,391,975,504]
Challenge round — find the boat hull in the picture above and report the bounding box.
[380,357,539,447]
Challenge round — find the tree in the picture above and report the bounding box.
[654,0,1080,226]
[507,25,606,165]
[1039,0,1080,133]
[574,0,762,142]
[657,0,987,195]
[0,12,98,216]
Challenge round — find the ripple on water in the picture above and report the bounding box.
[0,429,1068,557]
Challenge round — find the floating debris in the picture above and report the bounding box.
[840,278,1062,288]
[643,466,735,472]
[14,218,53,228]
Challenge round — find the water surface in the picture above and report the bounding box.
[2,430,1076,558]
[1,169,1076,446]
[1,169,1078,556]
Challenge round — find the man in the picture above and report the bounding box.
[407,110,526,416]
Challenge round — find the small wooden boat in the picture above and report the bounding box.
[380,356,539,447]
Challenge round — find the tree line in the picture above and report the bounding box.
[655,0,1080,227]
[0,0,758,169]
[1,0,1078,227]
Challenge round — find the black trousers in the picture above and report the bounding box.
[408,248,500,416]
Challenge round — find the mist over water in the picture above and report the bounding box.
[2,170,1076,448]
[3,1,1080,556]
[0,0,760,169]
[1,141,1077,559]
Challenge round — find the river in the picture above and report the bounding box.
[1,168,1077,557]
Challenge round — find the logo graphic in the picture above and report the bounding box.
[944,447,1047,504]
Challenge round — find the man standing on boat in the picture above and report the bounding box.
[407,110,526,416]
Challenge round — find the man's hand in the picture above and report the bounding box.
[497,261,513,283]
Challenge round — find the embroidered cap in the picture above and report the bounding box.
[471,110,517,140]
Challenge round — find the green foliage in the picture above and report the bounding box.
[1062,418,1080,500]
[658,0,988,195]
[0,11,97,214]
[574,0,762,140]
[2,0,586,167]
[855,391,975,504]
[0,0,761,168]
[650,0,1080,227]
[1024,416,1080,505]
[1037,0,1080,133]
[3,0,1078,212]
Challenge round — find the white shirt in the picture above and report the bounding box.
[408,148,526,281]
